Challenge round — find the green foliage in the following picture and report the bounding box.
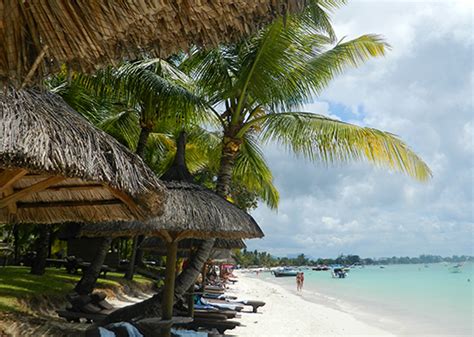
[183,6,431,190]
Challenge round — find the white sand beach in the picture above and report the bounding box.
[229,272,394,337]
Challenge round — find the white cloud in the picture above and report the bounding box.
[246,0,474,258]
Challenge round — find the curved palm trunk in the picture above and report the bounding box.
[30,225,50,275]
[104,239,215,324]
[124,236,139,280]
[216,126,241,196]
[135,126,152,158]
[104,131,239,323]
[126,125,152,280]
[13,224,19,264]
[74,237,112,295]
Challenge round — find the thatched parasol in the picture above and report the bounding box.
[139,237,247,254]
[75,131,262,334]
[1,0,307,87]
[0,87,166,224]
[77,181,263,240]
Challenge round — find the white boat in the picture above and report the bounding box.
[272,267,298,277]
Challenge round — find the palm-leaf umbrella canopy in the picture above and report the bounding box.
[1,0,307,87]
[76,133,263,240]
[72,131,262,333]
[140,237,247,253]
[0,87,166,224]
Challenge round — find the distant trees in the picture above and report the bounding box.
[233,250,473,268]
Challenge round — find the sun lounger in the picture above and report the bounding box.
[58,292,115,322]
[228,299,266,313]
[204,297,266,313]
[199,298,243,311]
[202,293,237,300]
[171,329,208,337]
[57,309,108,323]
[196,309,238,319]
[84,317,194,336]
[176,318,241,335]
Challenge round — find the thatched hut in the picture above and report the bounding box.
[1,0,307,87]
[0,87,166,224]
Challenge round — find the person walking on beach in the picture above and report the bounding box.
[300,272,305,291]
[296,272,301,292]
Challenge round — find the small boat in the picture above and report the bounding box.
[449,264,463,273]
[312,265,330,271]
[272,267,298,277]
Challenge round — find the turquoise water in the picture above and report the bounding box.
[258,263,473,336]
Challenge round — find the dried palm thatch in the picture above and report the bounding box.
[154,180,264,239]
[0,87,166,224]
[139,237,247,253]
[1,0,307,87]
[77,180,264,240]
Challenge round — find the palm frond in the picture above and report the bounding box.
[254,112,431,181]
[98,108,141,149]
[233,135,280,208]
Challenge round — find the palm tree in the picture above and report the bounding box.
[182,19,430,196]
[169,8,431,304]
[105,8,431,322]
[51,58,204,291]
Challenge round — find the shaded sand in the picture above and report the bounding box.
[229,272,394,337]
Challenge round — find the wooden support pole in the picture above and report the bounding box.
[161,238,179,337]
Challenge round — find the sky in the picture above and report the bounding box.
[246,0,474,259]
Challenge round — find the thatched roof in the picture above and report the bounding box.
[139,237,247,253]
[71,132,264,239]
[154,180,264,239]
[0,87,166,224]
[1,0,307,87]
[77,180,263,239]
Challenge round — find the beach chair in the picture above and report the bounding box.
[57,292,115,323]
[84,317,194,337]
[175,317,241,335]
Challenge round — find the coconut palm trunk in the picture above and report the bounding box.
[216,130,241,197]
[104,132,224,323]
[78,125,152,289]
[30,225,50,275]
[74,237,112,295]
[104,237,215,324]
[126,124,153,280]
[13,224,19,264]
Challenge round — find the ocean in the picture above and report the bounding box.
[256,263,473,336]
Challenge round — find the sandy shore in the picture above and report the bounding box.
[229,271,394,337]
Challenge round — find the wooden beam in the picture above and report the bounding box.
[175,230,192,242]
[3,186,17,214]
[0,176,64,209]
[160,230,173,243]
[107,186,142,218]
[16,199,123,208]
[0,169,28,193]
[42,183,104,192]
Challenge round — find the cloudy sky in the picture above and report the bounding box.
[247,0,473,258]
